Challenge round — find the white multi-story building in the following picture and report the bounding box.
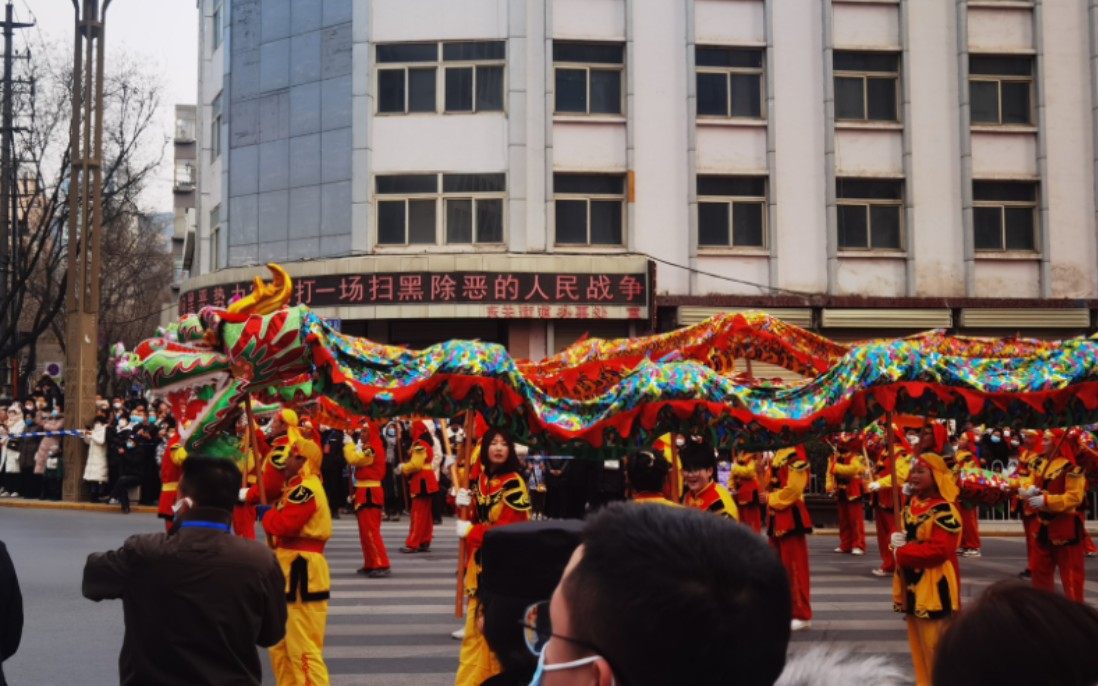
[181,0,1098,363]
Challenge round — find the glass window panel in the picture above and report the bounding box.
[590,201,623,245]
[732,202,765,247]
[973,182,1036,202]
[696,73,729,117]
[443,174,506,193]
[730,73,762,118]
[476,66,504,111]
[970,81,1000,124]
[408,68,436,112]
[836,179,902,200]
[555,68,587,113]
[697,176,766,198]
[408,200,436,244]
[969,56,1032,76]
[973,207,1004,250]
[377,43,438,63]
[698,202,730,246]
[834,52,899,73]
[695,47,763,69]
[1004,207,1036,250]
[443,41,505,61]
[377,175,438,194]
[834,77,865,120]
[870,205,902,249]
[445,67,474,112]
[553,42,624,65]
[378,69,406,113]
[837,205,869,249]
[866,77,898,121]
[589,69,622,115]
[445,199,473,244]
[377,201,406,244]
[555,200,588,244]
[554,174,623,195]
[1000,81,1031,125]
[476,199,504,243]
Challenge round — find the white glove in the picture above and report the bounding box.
[343,433,353,445]
[868,481,881,492]
[1018,486,1040,498]
[902,482,915,496]
[890,532,907,549]
[238,487,250,503]
[455,520,473,539]
[455,488,472,508]
[1026,494,1046,510]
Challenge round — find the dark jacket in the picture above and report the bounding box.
[82,507,288,686]
[0,541,23,686]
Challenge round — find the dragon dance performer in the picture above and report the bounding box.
[1013,430,1044,579]
[1018,429,1088,602]
[343,421,391,578]
[157,431,186,533]
[731,449,763,532]
[627,449,679,506]
[679,442,739,520]
[258,437,332,686]
[867,427,912,577]
[768,445,813,631]
[891,450,962,686]
[952,431,983,558]
[242,408,302,508]
[827,434,866,555]
[400,420,440,553]
[453,428,531,686]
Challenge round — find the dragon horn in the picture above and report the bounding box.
[227,263,293,316]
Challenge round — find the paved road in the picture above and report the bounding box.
[3,507,1098,685]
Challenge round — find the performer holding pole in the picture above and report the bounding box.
[867,419,912,577]
[344,420,391,578]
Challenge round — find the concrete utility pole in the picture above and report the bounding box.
[0,2,32,399]
[63,0,111,502]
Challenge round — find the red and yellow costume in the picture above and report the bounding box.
[633,492,679,506]
[157,434,186,532]
[233,444,258,540]
[344,423,390,573]
[767,446,813,622]
[893,452,961,686]
[455,467,531,686]
[682,480,739,521]
[1013,432,1044,573]
[262,440,332,686]
[953,442,982,552]
[868,431,912,574]
[827,436,866,553]
[244,411,301,506]
[731,451,762,532]
[400,421,440,551]
[1024,430,1087,602]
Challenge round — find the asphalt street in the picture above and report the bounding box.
[2,507,1097,685]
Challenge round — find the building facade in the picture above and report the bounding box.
[172,104,198,293]
[182,0,1098,362]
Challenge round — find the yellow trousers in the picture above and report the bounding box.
[454,597,501,686]
[906,615,946,686]
[271,600,330,686]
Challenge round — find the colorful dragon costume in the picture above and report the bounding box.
[115,265,1098,457]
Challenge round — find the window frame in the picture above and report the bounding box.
[374,173,507,247]
[968,55,1035,126]
[209,224,220,271]
[552,174,627,247]
[832,51,901,123]
[552,42,626,117]
[374,41,507,116]
[696,176,768,249]
[694,46,766,121]
[972,181,1038,253]
[210,91,223,163]
[211,2,222,53]
[835,178,905,252]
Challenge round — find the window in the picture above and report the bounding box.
[969,55,1033,125]
[695,47,764,119]
[973,181,1037,251]
[375,173,505,246]
[211,2,222,52]
[553,174,625,246]
[696,176,766,248]
[553,42,624,115]
[174,161,195,189]
[175,113,196,142]
[376,41,505,115]
[210,225,220,270]
[833,52,899,122]
[210,91,222,162]
[836,178,903,250]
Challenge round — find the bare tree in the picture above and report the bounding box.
[5,35,167,395]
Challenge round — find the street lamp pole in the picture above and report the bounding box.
[62,0,111,502]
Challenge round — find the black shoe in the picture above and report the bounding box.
[367,568,392,578]
[418,544,431,553]
[399,546,418,554]
[121,504,131,514]
[1019,569,1032,580]
[356,567,374,575]
[433,518,443,525]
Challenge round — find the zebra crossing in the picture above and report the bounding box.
[315,519,1098,685]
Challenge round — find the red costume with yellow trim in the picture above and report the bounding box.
[243,412,300,506]
[344,423,390,573]
[731,451,762,532]
[827,436,866,553]
[1012,432,1044,574]
[953,443,982,552]
[233,443,258,540]
[682,480,739,521]
[400,420,439,551]
[869,430,912,574]
[157,434,186,532]
[768,446,813,622]
[1026,430,1087,602]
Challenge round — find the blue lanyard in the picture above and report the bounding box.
[180,521,231,533]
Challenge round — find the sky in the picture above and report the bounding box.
[18,0,199,213]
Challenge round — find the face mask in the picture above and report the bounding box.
[130,416,143,424]
[527,650,604,686]
[991,435,1001,444]
[1011,439,1020,447]
[118,420,129,429]
[113,403,122,409]
[386,429,396,437]
[675,438,685,447]
[909,436,920,446]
